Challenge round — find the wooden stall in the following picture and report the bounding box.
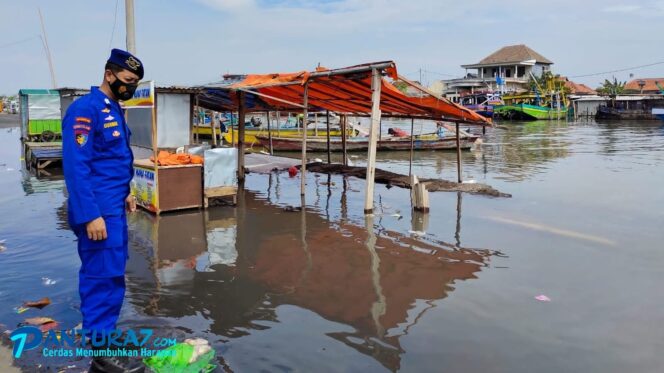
[126,82,207,214]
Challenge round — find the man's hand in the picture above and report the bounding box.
[86,217,107,241]
[126,195,137,213]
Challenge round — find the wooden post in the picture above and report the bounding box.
[482,123,486,135]
[276,111,281,137]
[326,110,331,164]
[194,95,199,144]
[301,83,309,196]
[364,68,382,214]
[341,114,348,166]
[267,111,273,155]
[409,117,414,178]
[189,94,194,145]
[237,92,246,182]
[456,122,462,183]
[314,112,318,137]
[410,175,430,212]
[211,111,218,147]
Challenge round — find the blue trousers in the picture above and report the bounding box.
[75,215,129,332]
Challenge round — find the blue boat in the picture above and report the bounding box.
[652,108,664,121]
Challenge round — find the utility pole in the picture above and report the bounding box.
[125,0,136,54]
[38,7,57,88]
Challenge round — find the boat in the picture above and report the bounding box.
[652,108,664,121]
[255,132,479,152]
[494,102,567,120]
[594,96,664,120]
[222,127,350,147]
[460,93,501,118]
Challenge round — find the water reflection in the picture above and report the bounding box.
[124,187,496,371]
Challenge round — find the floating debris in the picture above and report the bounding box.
[23,297,51,309]
[0,240,6,252]
[534,294,551,302]
[42,277,57,286]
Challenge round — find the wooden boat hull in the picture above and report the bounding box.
[221,128,347,146]
[596,106,660,120]
[494,104,567,120]
[256,135,478,152]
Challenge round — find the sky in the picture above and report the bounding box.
[1,0,663,95]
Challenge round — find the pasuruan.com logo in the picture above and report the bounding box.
[10,327,176,358]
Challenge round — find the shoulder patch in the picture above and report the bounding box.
[75,117,92,124]
[75,130,89,147]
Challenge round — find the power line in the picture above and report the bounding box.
[109,0,120,50]
[570,61,664,78]
[0,36,40,49]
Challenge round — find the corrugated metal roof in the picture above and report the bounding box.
[18,89,60,95]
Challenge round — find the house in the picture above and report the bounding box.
[564,79,596,95]
[623,78,664,94]
[434,44,554,101]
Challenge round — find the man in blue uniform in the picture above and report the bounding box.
[63,49,144,373]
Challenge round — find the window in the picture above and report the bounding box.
[518,66,526,77]
[506,69,512,78]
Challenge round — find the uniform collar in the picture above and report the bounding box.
[91,86,118,107]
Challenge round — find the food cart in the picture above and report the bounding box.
[126,82,200,214]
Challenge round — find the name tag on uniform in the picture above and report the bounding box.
[104,121,119,128]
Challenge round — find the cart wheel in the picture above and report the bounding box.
[40,130,56,142]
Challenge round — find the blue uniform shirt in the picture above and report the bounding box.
[63,87,134,227]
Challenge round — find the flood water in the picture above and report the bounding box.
[1,115,663,372]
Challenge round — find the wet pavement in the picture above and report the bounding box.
[1,114,663,372]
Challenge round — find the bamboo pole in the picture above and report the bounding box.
[455,122,462,183]
[326,110,331,164]
[276,111,281,137]
[267,111,273,155]
[194,96,199,144]
[409,117,414,179]
[238,92,246,182]
[341,114,348,166]
[314,112,318,137]
[301,83,309,196]
[364,68,382,214]
[211,111,218,147]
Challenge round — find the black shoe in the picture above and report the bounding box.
[89,355,145,373]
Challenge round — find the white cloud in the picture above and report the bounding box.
[602,4,642,12]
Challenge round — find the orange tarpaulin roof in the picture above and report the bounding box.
[199,61,489,125]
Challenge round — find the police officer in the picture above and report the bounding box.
[63,49,144,373]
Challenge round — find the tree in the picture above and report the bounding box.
[393,80,409,94]
[596,77,625,98]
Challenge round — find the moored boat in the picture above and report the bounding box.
[255,133,478,152]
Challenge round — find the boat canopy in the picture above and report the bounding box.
[198,61,490,125]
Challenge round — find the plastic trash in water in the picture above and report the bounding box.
[42,277,57,286]
[534,294,551,302]
[143,338,216,373]
[288,166,298,177]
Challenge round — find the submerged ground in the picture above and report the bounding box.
[1,114,663,372]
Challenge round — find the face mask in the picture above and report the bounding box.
[109,72,138,101]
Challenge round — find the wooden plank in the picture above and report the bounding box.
[157,165,203,211]
[204,186,237,198]
[364,68,382,214]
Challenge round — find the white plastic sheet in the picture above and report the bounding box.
[203,148,238,188]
